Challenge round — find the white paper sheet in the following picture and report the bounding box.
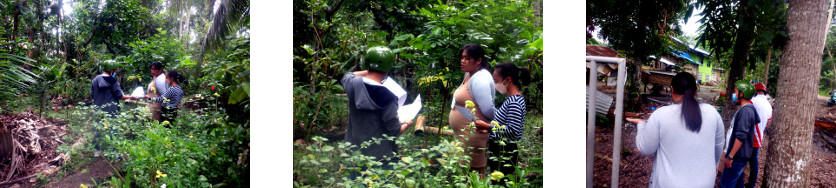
[131,86,145,97]
[382,77,407,108]
[398,95,422,122]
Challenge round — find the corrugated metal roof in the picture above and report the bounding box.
[586,89,613,115]
[586,45,621,57]
[660,57,676,66]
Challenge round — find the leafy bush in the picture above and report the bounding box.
[293,113,544,187]
[59,97,249,187]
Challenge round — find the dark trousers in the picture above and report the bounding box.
[746,147,759,188]
[488,140,519,184]
[161,107,178,126]
[720,158,749,188]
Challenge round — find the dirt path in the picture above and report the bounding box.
[46,159,114,188]
[591,88,836,187]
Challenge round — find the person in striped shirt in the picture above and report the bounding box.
[145,70,184,125]
[474,62,530,184]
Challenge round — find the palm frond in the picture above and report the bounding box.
[0,50,39,100]
[200,0,249,59]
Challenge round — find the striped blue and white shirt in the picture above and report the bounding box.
[489,95,526,141]
[151,86,184,109]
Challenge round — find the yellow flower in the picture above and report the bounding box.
[162,121,170,125]
[80,184,88,188]
[469,122,475,128]
[491,121,500,127]
[214,93,221,97]
[156,170,167,178]
[465,100,475,108]
[490,171,505,181]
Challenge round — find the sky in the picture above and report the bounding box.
[680,7,706,41]
[591,6,705,45]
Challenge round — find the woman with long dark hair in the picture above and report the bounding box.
[626,72,725,187]
[448,44,496,176]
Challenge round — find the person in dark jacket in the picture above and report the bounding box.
[719,80,760,188]
[91,60,138,117]
[343,47,413,180]
[90,60,137,157]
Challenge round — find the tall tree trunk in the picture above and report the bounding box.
[184,7,191,49]
[763,0,829,186]
[826,0,835,47]
[179,12,184,39]
[828,47,835,89]
[56,0,62,60]
[826,0,835,90]
[723,0,756,126]
[11,0,20,42]
[764,48,772,87]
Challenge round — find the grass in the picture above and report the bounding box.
[820,88,831,97]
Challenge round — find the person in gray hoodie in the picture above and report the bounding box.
[627,72,725,187]
[718,80,760,188]
[90,60,137,157]
[343,47,413,180]
[91,60,137,117]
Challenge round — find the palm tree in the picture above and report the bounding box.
[0,40,40,101]
[198,0,249,74]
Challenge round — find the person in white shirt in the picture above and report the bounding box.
[147,61,168,122]
[626,72,725,187]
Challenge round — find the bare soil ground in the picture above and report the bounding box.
[45,159,114,188]
[591,87,836,187]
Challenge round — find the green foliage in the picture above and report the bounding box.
[696,0,787,65]
[198,36,251,123]
[588,0,690,61]
[58,97,248,187]
[123,28,189,84]
[293,114,544,187]
[2,0,250,186]
[0,39,40,102]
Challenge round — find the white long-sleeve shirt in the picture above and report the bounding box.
[154,73,168,96]
[636,103,725,188]
[751,94,772,147]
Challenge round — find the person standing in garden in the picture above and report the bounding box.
[718,80,760,188]
[742,83,772,188]
[625,72,725,188]
[341,46,413,179]
[147,61,168,122]
[91,60,138,117]
[449,44,496,177]
[145,70,185,125]
[473,62,530,184]
[90,60,138,157]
